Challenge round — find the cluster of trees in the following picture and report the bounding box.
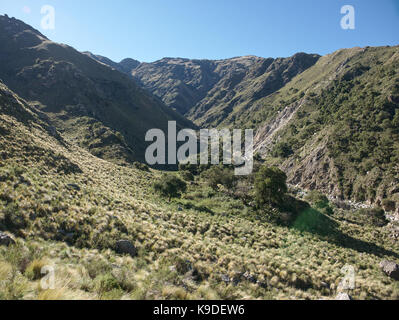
[154,163,289,209]
[153,162,390,229]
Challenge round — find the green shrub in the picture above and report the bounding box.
[305,190,333,215]
[272,141,293,158]
[154,175,187,201]
[25,259,48,280]
[358,207,388,227]
[4,203,29,231]
[133,162,150,172]
[180,170,194,181]
[382,199,396,212]
[95,273,121,298]
[254,166,287,207]
[201,165,236,190]
[179,163,199,175]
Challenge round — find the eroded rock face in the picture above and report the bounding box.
[131,54,319,124]
[115,240,137,258]
[0,232,15,246]
[380,260,399,280]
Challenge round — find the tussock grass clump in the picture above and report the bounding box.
[25,259,48,280]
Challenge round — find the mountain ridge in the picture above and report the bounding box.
[0,14,194,165]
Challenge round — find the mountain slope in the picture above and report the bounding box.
[1,80,399,301]
[0,15,193,164]
[130,54,319,127]
[243,46,399,209]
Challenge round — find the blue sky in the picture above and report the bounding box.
[1,0,398,62]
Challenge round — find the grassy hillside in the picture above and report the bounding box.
[1,81,399,300]
[236,46,399,209]
[0,15,194,164]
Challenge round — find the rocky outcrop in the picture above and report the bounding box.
[115,240,137,258]
[0,231,15,246]
[380,260,399,280]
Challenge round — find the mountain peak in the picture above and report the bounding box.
[0,14,48,41]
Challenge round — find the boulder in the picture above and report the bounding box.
[335,293,352,300]
[0,232,15,246]
[221,274,230,284]
[67,183,80,191]
[380,260,399,280]
[115,240,137,257]
[242,271,257,283]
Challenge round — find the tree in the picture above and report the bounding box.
[180,170,194,181]
[254,166,287,207]
[305,190,334,215]
[153,175,187,201]
[201,165,235,190]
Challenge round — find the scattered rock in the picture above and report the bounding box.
[47,126,57,136]
[66,183,80,191]
[169,266,177,273]
[335,293,352,300]
[221,274,230,284]
[115,240,137,257]
[242,271,257,284]
[380,260,399,280]
[18,175,31,186]
[43,195,52,204]
[57,230,75,241]
[0,231,15,246]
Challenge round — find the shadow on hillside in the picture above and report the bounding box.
[292,208,399,259]
[177,201,215,215]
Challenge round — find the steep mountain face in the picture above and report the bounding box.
[131,56,263,116]
[130,54,320,126]
[244,46,399,209]
[0,15,193,164]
